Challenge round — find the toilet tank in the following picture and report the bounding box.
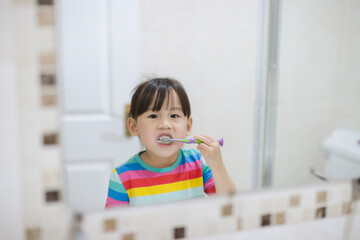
[322,129,360,180]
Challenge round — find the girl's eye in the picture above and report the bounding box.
[149,114,158,119]
[171,114,180,118]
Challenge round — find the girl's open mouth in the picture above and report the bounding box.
[157,136,171,144]
[157,135,174,145]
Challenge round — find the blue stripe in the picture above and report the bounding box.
[203,168,213,183]
[116,163,146,174]
[179,150,201,165]
[108,188,129,202]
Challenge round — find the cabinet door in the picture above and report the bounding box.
[58,0,139,211]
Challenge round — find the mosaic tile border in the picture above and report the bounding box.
[78,179,359,240]
[14,0,66,239]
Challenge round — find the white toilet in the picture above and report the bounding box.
[322,129,360,180]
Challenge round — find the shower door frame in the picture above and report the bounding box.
[252,0,281,189]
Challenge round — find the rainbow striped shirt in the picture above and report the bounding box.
[106,148,216,207]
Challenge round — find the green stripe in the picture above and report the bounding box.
[135,149,183,173]
[109,180,127,194]
[110,171,122,183]
[182,148,200,157]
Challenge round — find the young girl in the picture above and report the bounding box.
[105,77,236,207]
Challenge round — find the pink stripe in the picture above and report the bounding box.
[119,159,202,182]
[105,196,128,207]
[204,178,215,190]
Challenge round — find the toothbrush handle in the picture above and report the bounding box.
[183,138,224,147]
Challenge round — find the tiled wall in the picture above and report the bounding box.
[78,179,360,240]
[13,0,71,239]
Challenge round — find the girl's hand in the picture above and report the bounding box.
[194,135,223,167]
[194,134,237,195]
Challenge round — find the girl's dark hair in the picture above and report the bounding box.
[128,77,191,119]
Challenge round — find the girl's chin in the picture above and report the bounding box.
[151,146,180,156]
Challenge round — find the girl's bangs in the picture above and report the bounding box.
[152,88,173,112]
[129,78,191,118]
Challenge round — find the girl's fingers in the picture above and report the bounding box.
[195,135,219,147]
[201,135,215,144]
[197,143,211,152]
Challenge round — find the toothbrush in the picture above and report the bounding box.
[158,136,224,147]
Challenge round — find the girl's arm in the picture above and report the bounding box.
[195,135,237,195]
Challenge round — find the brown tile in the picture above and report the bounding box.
[342,202,351,215]
[353,178,360,200]
[43,133,58,145]
[38,0,53,5]
[41,73,56,86]
[315,207,326,219]
[74,213,83,223]
[72,213,83,231]
[275,212,285,225]
[26,228,41,240]
[222,203,232,217]
[37,7,55,26]
[261,214,271,227]
[317,191,327,203]
[174,227,185,239]
[289,195,300,207]
[103,219,116,232]
[41,94,57,107]
[122,233,135,240]
[45,190,60,202]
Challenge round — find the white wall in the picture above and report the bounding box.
[0,0,24,239]
[273,0,360,187]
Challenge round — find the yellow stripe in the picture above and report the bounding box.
[127,177,203,198]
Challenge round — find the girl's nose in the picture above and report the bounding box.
[158,118,172,129]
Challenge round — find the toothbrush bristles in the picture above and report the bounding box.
[158,136,171,144]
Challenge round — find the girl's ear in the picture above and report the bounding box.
[186,117,193,136]
[127,118,139,136]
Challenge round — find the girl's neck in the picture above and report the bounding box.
[140,150,179,168]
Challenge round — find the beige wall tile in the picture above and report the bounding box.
[39,52,56,65]
[37,7,54,26]
[26,228,41,240]
[41,94,57,107]
[289,194,300,207]
[328,205,342,218]
[103,218,117,232]
[275,212,285,225]
[317,191,327,204]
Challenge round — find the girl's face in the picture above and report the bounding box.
[127,90,192,161]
